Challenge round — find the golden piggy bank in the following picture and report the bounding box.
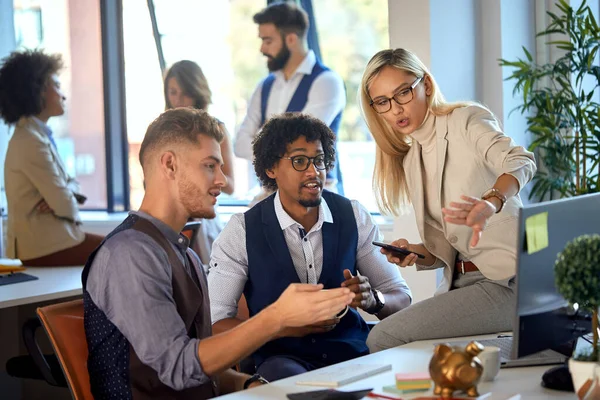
[429,340,484,399]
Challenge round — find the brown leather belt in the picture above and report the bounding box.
[455,260,479,275]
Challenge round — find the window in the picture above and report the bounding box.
[12,0,107,209]
[123,0,265,210]
[123,0,388,212]
[313,0,388,212]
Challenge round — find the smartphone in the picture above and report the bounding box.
[372,241,426,259]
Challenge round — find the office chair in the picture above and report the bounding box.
[36,299,93,400]
[5,318,67,387]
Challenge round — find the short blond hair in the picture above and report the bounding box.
[139,108,223,171]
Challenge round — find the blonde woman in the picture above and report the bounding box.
[360,48,536,351]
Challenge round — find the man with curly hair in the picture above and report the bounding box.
[209,113,412,381]
[0,50,103,265]
[83,108,354,398]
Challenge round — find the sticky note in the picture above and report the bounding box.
[525,212,549,254]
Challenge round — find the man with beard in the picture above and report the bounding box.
[209,113,412,382]
[234,1,346,195]
[82,108,355,399]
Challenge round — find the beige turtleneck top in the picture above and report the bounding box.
[409,110,443,230]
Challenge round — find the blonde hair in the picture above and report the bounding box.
[360,48,473,215]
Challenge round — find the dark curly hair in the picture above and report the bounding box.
[0,50,63,124]
[252,113,336,191]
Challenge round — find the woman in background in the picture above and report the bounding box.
[164,60,235,264]
[359,48,536,350]
[0,50,103,266]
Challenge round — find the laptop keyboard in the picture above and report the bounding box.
[444,336,567,368]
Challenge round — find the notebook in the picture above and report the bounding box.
[295,363,392,387]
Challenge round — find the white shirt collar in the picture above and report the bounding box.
[274,50,316,81]
[273,190,333,233]
[30,116,53,137]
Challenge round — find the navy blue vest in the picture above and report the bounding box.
[82,215,216,400]
[260,61,344,195]
[243,191,369,368]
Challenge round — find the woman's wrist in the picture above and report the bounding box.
[485,196,503,213]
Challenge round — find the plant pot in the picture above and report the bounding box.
[568,358,600,398]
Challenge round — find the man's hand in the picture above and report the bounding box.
[269,284,353,330]
[276,318,340,338]
[341,269,375,311]
[36,199,53,214]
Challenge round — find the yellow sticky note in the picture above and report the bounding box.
[525,212,549,254]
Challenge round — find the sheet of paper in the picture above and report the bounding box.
[525,212,549,255]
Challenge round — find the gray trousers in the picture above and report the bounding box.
[367,271,515,352]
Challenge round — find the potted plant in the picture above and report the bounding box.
[555,234,600,396]
[499,0,600,201]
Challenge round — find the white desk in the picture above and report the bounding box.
[215,336,576,399]
[0,266,83,309]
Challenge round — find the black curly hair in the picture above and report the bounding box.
[0,49,63,124]
[252,112,336,191]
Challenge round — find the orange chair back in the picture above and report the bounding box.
[37,299,93,400]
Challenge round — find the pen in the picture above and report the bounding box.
[366,392,403,400]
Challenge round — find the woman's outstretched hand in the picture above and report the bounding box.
[442,195,496,247]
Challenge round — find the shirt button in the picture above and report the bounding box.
[309,264,313,269]
[322,354,327,359]
[178,238,184,244]
[304,238,307,242]
[429,243,436,251]
[312,339,316,343]
[449,236,458,244]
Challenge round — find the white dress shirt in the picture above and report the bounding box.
[234,50,346,160]
[208,192,412,323]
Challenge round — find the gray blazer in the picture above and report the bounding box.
[405,105,537,294]
[5,117,84,259]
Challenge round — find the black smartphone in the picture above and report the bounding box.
[372,241,426,259]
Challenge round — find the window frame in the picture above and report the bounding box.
[100,0,130,212]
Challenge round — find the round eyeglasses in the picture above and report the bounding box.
[280,155,328,172]
[369,76,423,114]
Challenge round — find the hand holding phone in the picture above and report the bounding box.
[372,241,426,259]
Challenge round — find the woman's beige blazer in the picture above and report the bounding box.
[404,105,537,294]
[4,117,84,260]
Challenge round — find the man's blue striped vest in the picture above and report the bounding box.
[243,191,369,368]
[81,215,216,399]
[260,61,344,195]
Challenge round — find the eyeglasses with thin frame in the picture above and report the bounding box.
[280,154,328,172]
[370,76,423,114]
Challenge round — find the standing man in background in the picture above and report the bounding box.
[234,1,346,195]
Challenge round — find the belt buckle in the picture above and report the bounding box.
[460,260,465,274]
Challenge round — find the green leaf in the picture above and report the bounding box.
[523,46,533,62]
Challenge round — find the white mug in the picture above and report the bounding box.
[478,346,501,382]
